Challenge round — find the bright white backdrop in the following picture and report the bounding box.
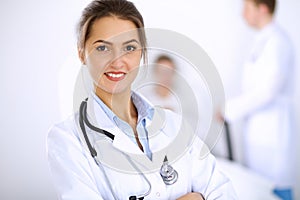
[0,0,299,199]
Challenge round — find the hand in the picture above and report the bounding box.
[215,110,225,123]
[176,192,205,200]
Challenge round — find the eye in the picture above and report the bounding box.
[124,45,137,52]
[96,45,109,52]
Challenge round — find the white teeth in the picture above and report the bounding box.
[106,73,124,78]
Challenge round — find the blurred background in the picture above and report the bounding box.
[0,0,299,199]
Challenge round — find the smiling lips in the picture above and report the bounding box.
[104,72,126,81]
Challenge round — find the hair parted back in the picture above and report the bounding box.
[249,0,276,14]
[77,0,147,63]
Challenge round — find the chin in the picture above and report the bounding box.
[96,85,131,95]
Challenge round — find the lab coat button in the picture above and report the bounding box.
[156,192,160,197]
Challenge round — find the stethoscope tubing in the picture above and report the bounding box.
[79,99,151,199]
[79,98,178,199]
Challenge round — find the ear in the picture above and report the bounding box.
[78,47,86,65]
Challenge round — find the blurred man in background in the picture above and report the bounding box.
[219,0,296,199]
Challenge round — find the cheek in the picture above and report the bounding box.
[244,9,255,24]
[243,3,255,21]
[126,51,142,71]
[243,5,251,19]
[85,57,109,83]
[126,63,140,83]
[243,7,248,20]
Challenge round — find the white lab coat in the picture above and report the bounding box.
[139,86,180,113]
[225,22,295,187]
[47,94,237,200]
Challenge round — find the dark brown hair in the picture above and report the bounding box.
[77,0,147,62]
[249,0,276,14]
[155,55,174,64]
[154,54,176,72]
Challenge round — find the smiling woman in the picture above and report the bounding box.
[46,0,237,199]
[81,17,143,96]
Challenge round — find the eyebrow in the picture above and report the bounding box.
[93,40,112,45]
[93,39,140,45]
[123,39,140,45]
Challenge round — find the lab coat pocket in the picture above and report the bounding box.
[110,170,152,200]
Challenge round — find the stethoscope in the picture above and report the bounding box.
[79,99,178,200]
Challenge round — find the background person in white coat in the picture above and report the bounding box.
[218,0,296,199]
[47,0,237,199]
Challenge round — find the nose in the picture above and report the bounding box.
[110,49,126,69]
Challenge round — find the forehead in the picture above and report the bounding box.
[89,16,139,43]
[157,60,174,68]
[244,0,257,7]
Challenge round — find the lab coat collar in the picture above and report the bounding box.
[85,94,190,171]
[86,92,165,156]
[256,21,277,42]
[86,93,115,130]
[89,91,154,129]
[86,93,143,155]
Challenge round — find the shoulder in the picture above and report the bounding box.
[157,107,204,150]
[47,114,78,140]
[267,24,293,50]
[46,113,83,155]
[153,107,182,132]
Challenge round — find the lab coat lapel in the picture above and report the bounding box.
[112,128,144,155]
[147,107,170,151]
[86,93,115,130]
[87,96,169,171]
[249,22,275,63]
[87,94,143,154]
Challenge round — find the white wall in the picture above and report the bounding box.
[0,0,87,199]
[0,0,299,199]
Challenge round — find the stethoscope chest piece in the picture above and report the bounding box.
[160,156,178,185]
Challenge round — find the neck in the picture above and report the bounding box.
[95,87,137,124]
[257,14,273,30]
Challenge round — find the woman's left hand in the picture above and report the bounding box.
[176,192,205,200]
[215,110,225,123]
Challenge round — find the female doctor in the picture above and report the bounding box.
[47,0,237,199]
[219,0,295,199]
